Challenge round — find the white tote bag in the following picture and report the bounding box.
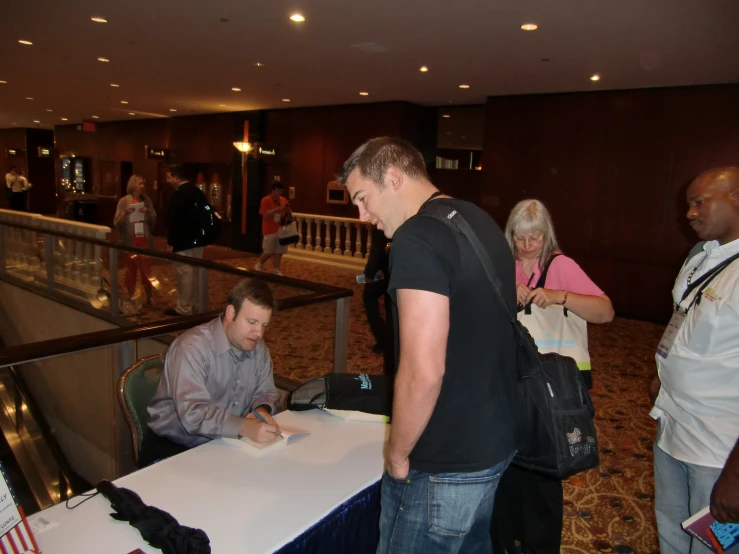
[517,304,591,370]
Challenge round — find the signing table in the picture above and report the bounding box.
[29,410,388,553]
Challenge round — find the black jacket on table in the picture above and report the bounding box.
[167,182,208,253]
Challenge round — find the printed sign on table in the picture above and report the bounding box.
[0,463,39,554]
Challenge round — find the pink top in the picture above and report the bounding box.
[515,254,604,296]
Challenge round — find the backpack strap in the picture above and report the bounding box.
[534,253,562,289]
[525,253,566,316]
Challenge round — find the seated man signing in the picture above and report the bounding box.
[140,278,282,467]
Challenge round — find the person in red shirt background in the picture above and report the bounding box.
[255,181,290,275]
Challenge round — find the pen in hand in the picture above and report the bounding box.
[250,408,283,438]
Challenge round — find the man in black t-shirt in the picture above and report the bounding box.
[339,137,520,553]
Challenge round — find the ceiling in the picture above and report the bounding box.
[1,0,738,130]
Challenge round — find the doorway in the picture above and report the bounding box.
[120,161,133,197]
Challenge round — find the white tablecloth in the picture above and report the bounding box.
[30,410,388,553]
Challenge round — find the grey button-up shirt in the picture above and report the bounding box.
[147,317,282,447]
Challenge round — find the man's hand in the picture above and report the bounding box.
[710,467,739,523]
[240,409,280,444]
[526,288,565,309]
[649,375,661,404]
[386,450,410,480]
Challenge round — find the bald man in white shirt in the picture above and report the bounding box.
[650,166,739,554]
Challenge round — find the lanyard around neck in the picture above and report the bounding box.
[678,252,739,312]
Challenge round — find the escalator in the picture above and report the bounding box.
[0,338,90,516]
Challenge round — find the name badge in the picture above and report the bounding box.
[134,221,145,237]
[274,213,281,223]
[656,310,686,359]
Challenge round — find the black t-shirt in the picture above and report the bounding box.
[388,197,519,473]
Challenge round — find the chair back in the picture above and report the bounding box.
[117,354,164,467]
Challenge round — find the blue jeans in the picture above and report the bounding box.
[653,444,723,554]
[377,454,513,554]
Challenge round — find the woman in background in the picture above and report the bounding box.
[114,175,157,305]
[491,199,614,554]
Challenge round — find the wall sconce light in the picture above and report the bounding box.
[233,141,252,167]
[233,141,252,153]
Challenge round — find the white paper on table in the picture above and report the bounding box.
[128,202,145,223]
[28,514,59,535]
[223,424,310,457]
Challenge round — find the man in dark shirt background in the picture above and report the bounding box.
[165,164,207,316]
[362,227,393,373]
[340,137,520,553]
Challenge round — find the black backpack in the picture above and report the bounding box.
[421,201,599,479]
[288,373,391,415]
[193,196,222,248]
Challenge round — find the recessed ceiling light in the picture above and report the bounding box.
[46,109,53,112]
[92,115,99,119]
[91,17,107,23]
[419,66,429,72]
[442,114,451,118]
[219,104,227,107]
[170,108,177,112]
[590,74,601,81]
[18,40,33,46]
[290,13,305,22]
[445,132,451,135]
[61,117,68,121]
[231,87,241,92]
[282,98,291,102]
[255,62,264,67]
[97,57,110,62]
[33,120,40,123]
[128,112,135,116]
[359,92,369,96]
[0,80,7,84]
[26,97,33,100]
[110,83,120,87]
[459,84,470,89]
[120,100,128,104]
[521,23,538,31]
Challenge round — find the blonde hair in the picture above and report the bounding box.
[126,174,144,196]
[505,199,560,270]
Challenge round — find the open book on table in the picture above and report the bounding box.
[223,424,310,457]
[682,506,739,553]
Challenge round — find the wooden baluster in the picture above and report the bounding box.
[324,220,333,253]
[354,222,363,258]
[365,225,373,259]
[295,216,305,250]
[334,222,342,255]
[343,222,352,256]
[305,218,313,251]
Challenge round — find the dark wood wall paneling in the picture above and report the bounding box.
[0,128,29,211]
[0,128,54,213]
[262,102,430,219]
[479,84,739,322]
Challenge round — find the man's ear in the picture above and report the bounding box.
[385,167,403,192]
[730,188,739,206]
[224,304,236,323]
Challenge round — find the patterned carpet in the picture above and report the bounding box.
[119,244,663,553]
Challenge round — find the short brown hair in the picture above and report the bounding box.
[337,137,429,188]
[225,279,275,315]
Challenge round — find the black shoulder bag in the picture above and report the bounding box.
[420,201,599,479]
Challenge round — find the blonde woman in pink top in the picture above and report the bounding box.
[491,198,614,554]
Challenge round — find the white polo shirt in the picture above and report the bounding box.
[650,238,739,468]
